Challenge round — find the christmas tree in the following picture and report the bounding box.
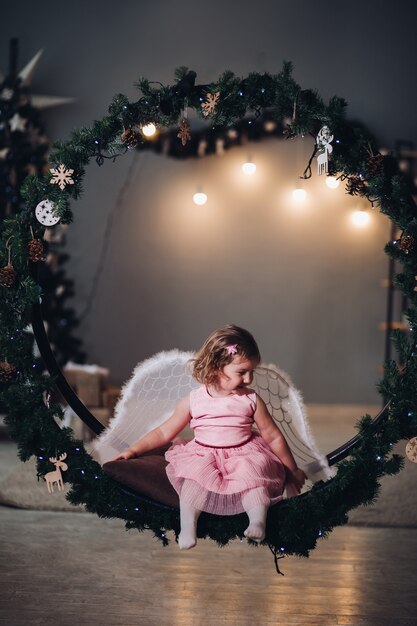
[0,38,85,366]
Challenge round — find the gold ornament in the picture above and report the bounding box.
[201,91,220,117]
[405,437,417,463]
[177,118,191,146]
[50,164,74,190]
[44,453,68,493]
[0,361,17,383]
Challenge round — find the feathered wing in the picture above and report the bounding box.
[253,365,334,482]
[92,350,198,464]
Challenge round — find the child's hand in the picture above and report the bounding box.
[286,468,307,494]
[112,448,136,461]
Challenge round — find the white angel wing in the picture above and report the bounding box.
[93,350,199,463]
[253,365,334,481]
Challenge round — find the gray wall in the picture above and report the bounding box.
[2,1,416,404]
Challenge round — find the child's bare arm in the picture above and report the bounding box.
[253,395,306,491]
[112,396,191,460]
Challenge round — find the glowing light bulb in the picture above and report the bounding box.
[351,210,370,227]
[142,123,156,137]
[326,176,340,189]
[292,188,307,201]
[193,192,207,206]
[242,161,256,176]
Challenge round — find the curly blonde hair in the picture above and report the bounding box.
[192,324,261,386]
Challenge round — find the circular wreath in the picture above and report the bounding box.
[1,63,417,562]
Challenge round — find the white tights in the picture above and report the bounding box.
[178,497,268,549]
[178,499,201,550]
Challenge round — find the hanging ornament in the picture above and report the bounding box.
[346,176,367,196]
[398,235,417,255]
[49,163,74,190]
[366,151,385,177]
[283,124,297,139]
[0,263,17,287]
[201,91,220,117]
[414,276,417,293]
[120,128,141,148]
[28,227,45,262]
[0,360,17,383]
[0,240,17,287]
[405,437,417,463]
[316,125,334,175]
[44,453,68,493]
[35,199,60,226]
[177,118,191,146]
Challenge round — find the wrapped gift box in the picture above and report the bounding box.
[63,362,109,407]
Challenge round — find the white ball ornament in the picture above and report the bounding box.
[35,199,60,226]
[405,437,417,463]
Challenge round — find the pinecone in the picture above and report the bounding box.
[120,128,141,148]
[398,235,417,255]
[28,238,45,262]
[346,176,367,196]
[283,124,297,139]
[0,263,17,287]
[0,361,17,384]
[366,153,384,177]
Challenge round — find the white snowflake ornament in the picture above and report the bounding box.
[35,199,60,226]
[50,163,74,190]
[316,125,334,175]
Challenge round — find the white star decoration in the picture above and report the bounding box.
[9,113,27,132]
[0,48,75,111]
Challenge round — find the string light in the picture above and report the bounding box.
[193,192,207,205]
[292,187,307,201]
[351,209,370,227]
[141,123,157,137]
[241,161,256,176]
[326,176,340,189]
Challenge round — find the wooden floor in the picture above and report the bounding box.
[1,406,416,626]
[1,505,416,626]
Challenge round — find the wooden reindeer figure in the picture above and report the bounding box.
[44,453,68,493]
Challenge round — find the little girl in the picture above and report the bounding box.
[113,325,306,549]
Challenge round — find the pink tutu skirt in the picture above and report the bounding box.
[165,432,286,515]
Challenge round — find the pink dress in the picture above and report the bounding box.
[165,386,286,515]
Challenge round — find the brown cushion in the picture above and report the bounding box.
[102,444,179,509]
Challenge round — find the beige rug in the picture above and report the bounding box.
[0,448,416,527]
[0,455,85,512]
